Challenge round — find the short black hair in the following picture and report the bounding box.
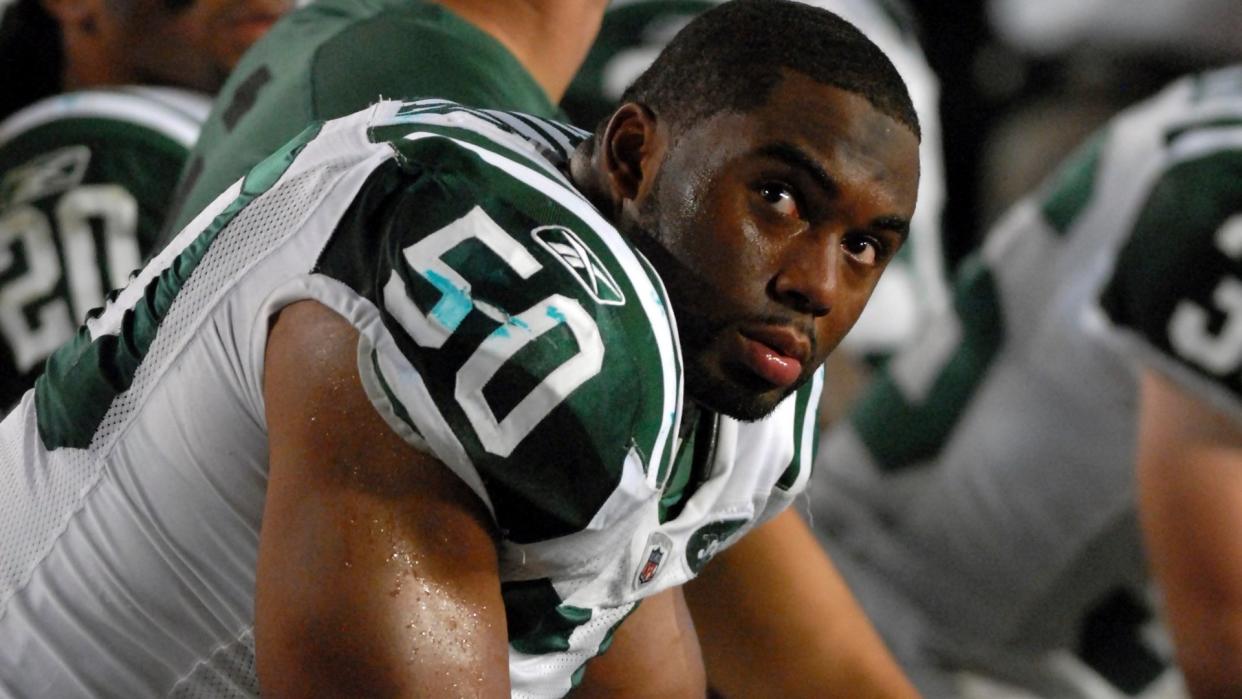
[620,0,919,140]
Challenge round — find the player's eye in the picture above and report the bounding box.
[842,232,887,267]
[757,182,799,218]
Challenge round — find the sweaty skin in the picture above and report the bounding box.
[597,71,919,419]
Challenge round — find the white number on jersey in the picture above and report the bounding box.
[0,185,139,371]
[1169,213,1242,374]
[384,205,605,457]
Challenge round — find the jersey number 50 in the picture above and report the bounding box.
[383,206,605,457]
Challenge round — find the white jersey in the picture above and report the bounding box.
[0,99,820,698]
[810,67,1242,697]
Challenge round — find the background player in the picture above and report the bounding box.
[0,1,922,695]
[0,0,284,121]
[0,0,290,410]
[1118,74,1242,698]
[164,0,611,238]
[809,65,1242,698]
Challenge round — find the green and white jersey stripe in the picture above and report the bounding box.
[0,86,208,150]
[0,86,211,412]
[0,99,819,698]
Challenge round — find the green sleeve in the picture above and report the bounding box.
[1099,149,1242,414]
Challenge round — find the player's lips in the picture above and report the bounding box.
[736,325,809,388]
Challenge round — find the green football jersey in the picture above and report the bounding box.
[167,0,560,238]
[3,99,820,697]
[0,86,209,412]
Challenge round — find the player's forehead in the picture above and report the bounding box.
[679,74,918,200]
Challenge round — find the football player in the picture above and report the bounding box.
[0,0,284,120]
[808,65,1242,698]
[0,1,921,695]
[0,0,290,410]
[164,0,611,240]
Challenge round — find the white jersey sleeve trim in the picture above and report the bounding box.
[257,273,497,519]
[0,87,210,149]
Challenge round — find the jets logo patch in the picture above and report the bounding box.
[685,519,748,574]
[634,531,674,589]
[532,225,625,306]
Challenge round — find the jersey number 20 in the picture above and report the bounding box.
[0,185,139,372]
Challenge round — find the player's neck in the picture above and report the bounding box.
[433,0,606,103]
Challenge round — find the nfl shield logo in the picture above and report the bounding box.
[634,531,675,589]
[639,548,664,584]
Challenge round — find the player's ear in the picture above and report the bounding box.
[601,102,665,204]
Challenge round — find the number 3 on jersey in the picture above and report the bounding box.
[0,185,139,372]
[1168,213,1242,375]
[384,206,605,457]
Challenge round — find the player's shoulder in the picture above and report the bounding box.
[318,100,682,544]
[1095,68,1242,420]
[350,98,668,364]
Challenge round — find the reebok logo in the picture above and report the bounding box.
[532,225,625,306]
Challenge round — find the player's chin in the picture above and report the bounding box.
[687,362,795,422]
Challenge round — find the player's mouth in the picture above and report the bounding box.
[736,324,809,388]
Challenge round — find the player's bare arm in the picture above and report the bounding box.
[573,587,706,698]
[1137,369,1242,699]
[685,509,918,698]
[259,300,510,697]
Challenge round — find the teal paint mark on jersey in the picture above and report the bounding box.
[34,121,323,449]
[851,256,1004,471]
[316,116,678,542]
[1039,130,1107,236]
[423,268,473,331]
